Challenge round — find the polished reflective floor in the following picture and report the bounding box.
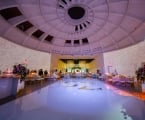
[0,78,145,120]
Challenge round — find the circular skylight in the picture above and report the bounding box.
[68,6,86,20]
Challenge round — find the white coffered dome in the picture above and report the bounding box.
[0,0,145,55]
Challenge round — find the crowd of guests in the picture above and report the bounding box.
[0,64,104,81]
[23,68,103,80]
[12,64,50,78]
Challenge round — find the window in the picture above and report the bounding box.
[16,21,33,31]
[45,35,54,43]
[32,30,44,39]
[0,7,22,20]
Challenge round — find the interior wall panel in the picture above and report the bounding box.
[103,41,145,76]
[0,37,51,72]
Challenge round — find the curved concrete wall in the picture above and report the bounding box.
[103,41,145,76]
[0,37,51,72]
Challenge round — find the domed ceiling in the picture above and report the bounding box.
[0,0,145,55]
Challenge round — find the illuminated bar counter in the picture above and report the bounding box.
[0,74,19,99]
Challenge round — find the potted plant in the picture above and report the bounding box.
[13,64,27,92]
[135,65,145,92]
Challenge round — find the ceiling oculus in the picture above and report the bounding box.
[55,0,94,34]
[68,6,86,20]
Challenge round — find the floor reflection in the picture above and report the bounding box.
[0,78,145,120]
[105,83,145,101]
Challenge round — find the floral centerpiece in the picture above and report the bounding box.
[13,64,27,82]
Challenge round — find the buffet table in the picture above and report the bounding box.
[0,76,19,99]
